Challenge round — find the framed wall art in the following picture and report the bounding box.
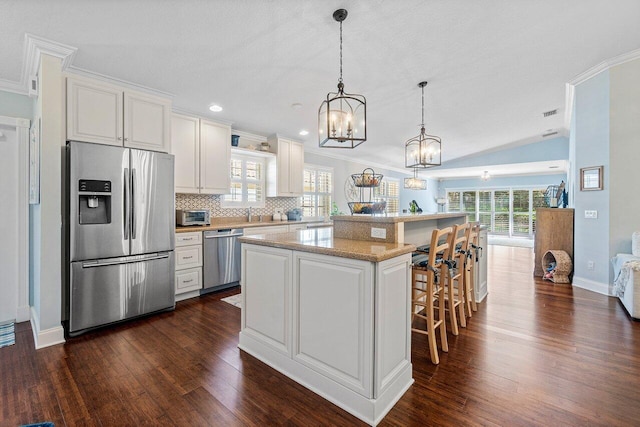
[580,165,603,191]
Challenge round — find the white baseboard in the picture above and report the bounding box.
[572,276,612,296]
[16,305,30,323]
[30,306,65,349]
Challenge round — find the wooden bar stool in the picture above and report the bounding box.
[411,227,452,364]
[464,223,481,313]
[442,223,469,335]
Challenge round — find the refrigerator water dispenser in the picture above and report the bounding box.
[78,179,112,224]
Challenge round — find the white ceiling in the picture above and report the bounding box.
[2,0,640,176]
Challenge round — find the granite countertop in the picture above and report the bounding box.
[176,217,331,233]
[330,212,466,224]
[239,227,415,262]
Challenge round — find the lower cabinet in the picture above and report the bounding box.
[474,227,488,302]
[175,231,203,297]
[240,243,412,407]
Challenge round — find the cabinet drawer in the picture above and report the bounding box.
[175,267,202,294]
[175,245,202,270]
[176,231,202,247]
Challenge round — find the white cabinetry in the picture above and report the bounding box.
[239,244,412,424]
[267,135,304,197]
[66,76,171,152]
[171,114,230,194]
[175,231,203,298]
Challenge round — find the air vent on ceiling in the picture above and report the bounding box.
[542,130,558,137]
[543,109,558,117]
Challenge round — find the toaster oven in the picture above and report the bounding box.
[176,209,210,226]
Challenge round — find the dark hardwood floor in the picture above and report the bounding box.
[2,245,640,426]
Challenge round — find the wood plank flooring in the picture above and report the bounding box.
[2,245,640,426]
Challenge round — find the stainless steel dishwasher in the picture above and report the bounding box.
[203,228,243,292]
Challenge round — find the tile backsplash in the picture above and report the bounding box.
[176,193,299,217]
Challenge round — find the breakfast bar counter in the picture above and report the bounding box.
[331,212,467,245]
[239,228,415,426]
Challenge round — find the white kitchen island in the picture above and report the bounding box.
[239,228,416,426]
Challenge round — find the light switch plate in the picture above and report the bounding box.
[585,210,598,219]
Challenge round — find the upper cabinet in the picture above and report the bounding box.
[267,135,304,197]
[171,114,230,195]
[66,76,171,152]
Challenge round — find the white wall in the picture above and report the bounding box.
[572,70,610,291]
[609,59,640,261]
[0,91,33,119]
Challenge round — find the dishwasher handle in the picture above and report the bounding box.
[204,229,244,239]
[205,233,243,239]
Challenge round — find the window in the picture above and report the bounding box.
[221,154,266,208]
[374,179,400,214]
[301,165,333,217]
[446,187,547,237]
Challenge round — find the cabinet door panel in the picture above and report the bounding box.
[171,114,200,193]
[289,141,304,196]
[293,253,373,397]
[67,78,123,146]
[124,92,171,152]
[200,120,231,194]
[278,139,291,194]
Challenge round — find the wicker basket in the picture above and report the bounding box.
[542,250,573,284]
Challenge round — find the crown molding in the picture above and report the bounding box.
[66,66,174,99]
[0,33,77,96]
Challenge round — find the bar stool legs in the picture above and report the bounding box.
[411,227,452,365]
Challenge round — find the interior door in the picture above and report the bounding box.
[130,149,175,255]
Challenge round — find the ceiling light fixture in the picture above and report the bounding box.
[404,168,427,190]
[481,170,491,181]
[209,104,223,112]
[318,9,366,149]
[299,130,309,136]
[405,81,442,168]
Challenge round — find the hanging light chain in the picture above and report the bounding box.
[339,20,343,84]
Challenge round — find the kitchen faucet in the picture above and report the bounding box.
[247,206,252,222]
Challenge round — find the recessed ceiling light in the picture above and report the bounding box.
[291,103,303,110]
[549,166,559,169]
[209,104,223,112]
[299,130,309,136]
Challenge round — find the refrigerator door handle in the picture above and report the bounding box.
[131,168,136,239]
[124,168,130,240]
[81,253,170,268]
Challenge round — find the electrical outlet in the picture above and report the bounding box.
[371,227,386,239]
[585,210,598,219]
[587,261,595,270]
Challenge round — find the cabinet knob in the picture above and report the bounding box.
[117,137,123,141]
[124,137,129,142]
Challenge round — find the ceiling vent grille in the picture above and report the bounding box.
[542,130,558,137]
[543,109,558,117]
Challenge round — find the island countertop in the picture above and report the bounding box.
[329,212,466,223]
[239,227,415,262]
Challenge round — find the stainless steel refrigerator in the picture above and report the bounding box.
[67,141,175,336]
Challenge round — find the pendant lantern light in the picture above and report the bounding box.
[318,9,367,148]
[404,168,427,190]
[405,81,441,167]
